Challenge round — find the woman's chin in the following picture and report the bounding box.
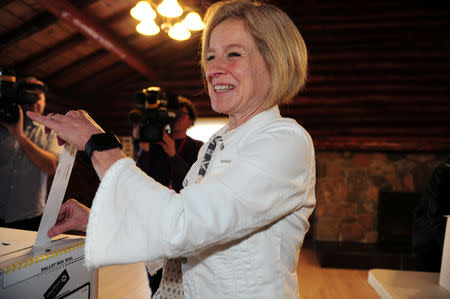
[211,101,229,115]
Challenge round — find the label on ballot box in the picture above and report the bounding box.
[0,228,97,298]
[439,215,450,291]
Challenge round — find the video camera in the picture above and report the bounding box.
[129,86,180,143]
[0,67,47,123]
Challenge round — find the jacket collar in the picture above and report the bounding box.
[209,106,281,143]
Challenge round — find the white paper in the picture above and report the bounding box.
[439,215,450,291]
[34,144,77,248]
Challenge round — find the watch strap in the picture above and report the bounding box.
[84,132,122,158]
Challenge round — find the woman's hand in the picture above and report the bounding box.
[26,110,104,151]
[48,198,90,237]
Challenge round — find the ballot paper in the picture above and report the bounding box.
[34,144,77,248]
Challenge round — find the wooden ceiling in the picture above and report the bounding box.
[1,0,449,151]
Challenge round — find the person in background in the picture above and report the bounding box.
[0,77,61,231]
[130,94,203,294]
[412,158,450,272]
[132,95,203,193]
[28,0,316,297]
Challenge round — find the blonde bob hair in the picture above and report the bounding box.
[201,0,308,109]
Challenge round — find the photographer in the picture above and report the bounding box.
[131,94,203,293]
[0,76,62,231]
[133,95,203,192]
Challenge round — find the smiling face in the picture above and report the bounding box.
[205,18,272,129]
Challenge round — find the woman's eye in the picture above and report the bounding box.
[206,55,215,61]
[229,52,241,57]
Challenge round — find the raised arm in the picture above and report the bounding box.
[2,107,59,175]
[26,110,126,179]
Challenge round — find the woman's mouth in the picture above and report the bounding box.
[214,84,235,93]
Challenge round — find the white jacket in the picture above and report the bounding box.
[85,106,316,298]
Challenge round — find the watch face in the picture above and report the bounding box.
[92,133,121,151]
[85,132,122,159]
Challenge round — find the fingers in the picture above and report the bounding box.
[161,130,170,140]
[139,142,150,152]
[48,199,81,237]
[160,131,172,145]
[44,113,61,136]
[32,112,67,145]
[29,111,75,128]
[49,112,62,121]
[48,221,71,237]
[158,133,176,157]
[27,111,58,129]
[48,201,71,237]
[28,109,107,151]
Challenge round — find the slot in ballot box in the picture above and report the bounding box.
[0,227,97,298]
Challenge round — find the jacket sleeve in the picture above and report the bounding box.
[85,122,315,268]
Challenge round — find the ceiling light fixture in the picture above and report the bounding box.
[130,0,204,41]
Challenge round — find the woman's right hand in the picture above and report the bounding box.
[48,198,90,237]
[26,110,104,151]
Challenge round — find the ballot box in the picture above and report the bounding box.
[0,227,97,298]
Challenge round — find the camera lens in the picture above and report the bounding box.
[0,67,20,123]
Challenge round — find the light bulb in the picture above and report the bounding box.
[168,22,191,41]
[136,20,160,36]
[131,1,156,21]
[182,12,204,31]
[157,0,183,18]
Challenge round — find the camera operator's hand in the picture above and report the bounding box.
[139,142,150,152]
[1,105,24,139]
[158,131,176,157]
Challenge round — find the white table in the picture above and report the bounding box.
[368,268,450,299]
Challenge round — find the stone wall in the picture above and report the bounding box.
[313,151,449,243]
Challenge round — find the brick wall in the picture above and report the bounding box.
[313,151,449,243]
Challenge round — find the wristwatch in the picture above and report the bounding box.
[84,132,122,158]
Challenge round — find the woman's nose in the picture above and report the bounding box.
[206,57,227,77]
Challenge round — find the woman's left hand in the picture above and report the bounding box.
[48,198,90,237]
[26,110,104,151]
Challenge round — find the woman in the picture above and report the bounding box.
[28,0,316,298]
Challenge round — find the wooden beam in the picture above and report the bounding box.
[12,3,135,73]
[0,0,98,50]
[0,12,58,50]
[43,49,110,83]
[68,63,141,94]
[0,0,14,9]
[35,0,159,80]
[13,35,86,73]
